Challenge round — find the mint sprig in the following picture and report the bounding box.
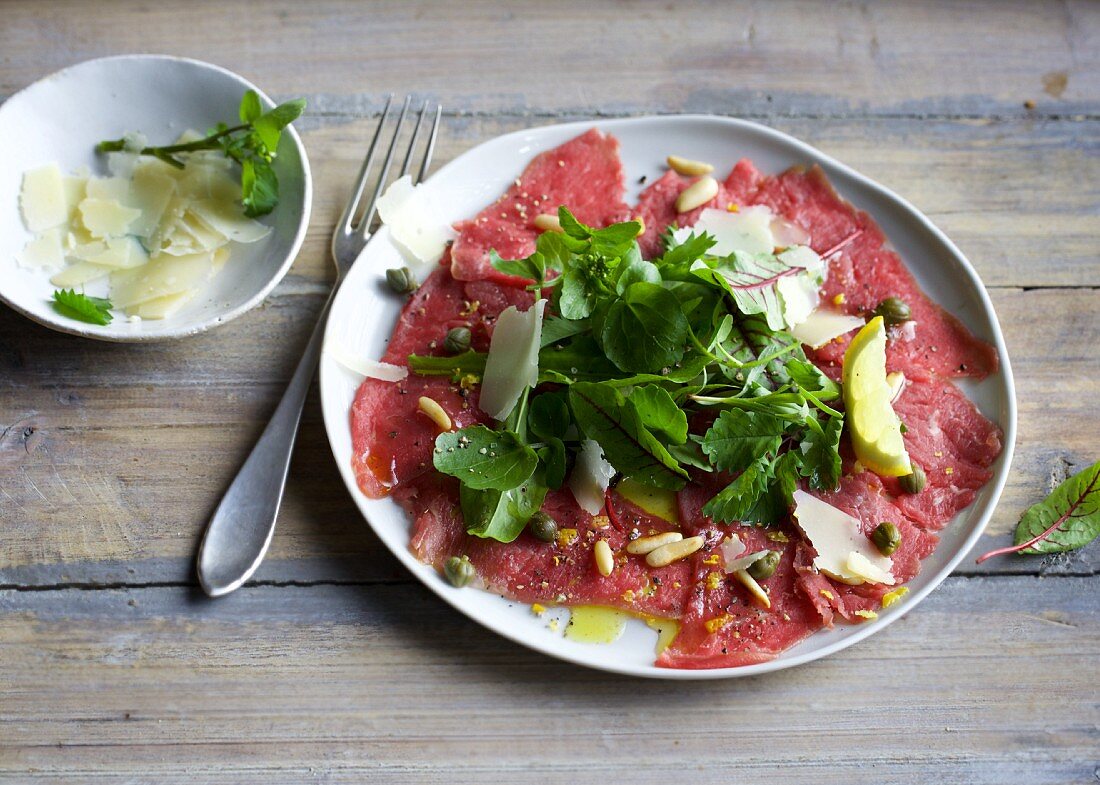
[97,90,306,217]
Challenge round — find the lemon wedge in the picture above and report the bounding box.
[843,316,912,477]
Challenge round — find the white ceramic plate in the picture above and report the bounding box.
[319,116,1017,679]
[0,54,312,341]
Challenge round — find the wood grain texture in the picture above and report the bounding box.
[0,2,1097,782]
[1,0,1098,118]
[0,578,1096,784]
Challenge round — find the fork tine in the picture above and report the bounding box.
[337,94,394,235]
[418,105,443,184]
[355,95,412,239]
[399,100,430,180]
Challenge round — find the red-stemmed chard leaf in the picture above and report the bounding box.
[976,459,1100,563]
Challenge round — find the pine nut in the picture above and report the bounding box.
[594,539,615,577]
[667,155,715,177]
[418,396,452,431]
[533,213,562,232]
[733,568,771,609]
[626,531,684,555]
[675,176,719,213]
[634,215,646,237]
[646,535,704,567]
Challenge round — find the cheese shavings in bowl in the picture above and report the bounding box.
[17,138,272,321]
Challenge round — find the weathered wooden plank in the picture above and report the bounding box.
[2,286,1098,585]
[1,0,1097,118]
[0,577,1095,784]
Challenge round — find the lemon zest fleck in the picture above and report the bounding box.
[881,586,910,608]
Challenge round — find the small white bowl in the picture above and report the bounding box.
[0,54,312,341]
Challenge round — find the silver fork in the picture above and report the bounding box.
[197,96,443,597]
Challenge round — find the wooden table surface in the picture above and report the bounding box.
[1,2,1097,782]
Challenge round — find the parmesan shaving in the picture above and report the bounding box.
[21,164,68,231]
[377,174,454,268]
[324,340,409,381]
[569,439,614,515]
[790,308,866,349]
[791,489,894,586]
[479,299,546,420]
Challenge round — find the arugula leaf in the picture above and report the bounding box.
[558,206,640,259]
[977,460,1100,562]
[407,350,486,378]
[629,385,688,444]
[568,382,688,489]
[491,230,571,288]
[799,415,843,491]
[599,282,690,373]
[433,426,537,491]
[702,409,786,474]
[667,437,713,472]
[786,357,840,400]
[51,289,113,325]
[461,478,548,543]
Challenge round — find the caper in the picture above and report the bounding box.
[747,550,781,580]
[871,521,902,556]
[443,555,476,588]
[527,511,558,543]
[873,297,912,326]
[444,327,471,354]
[385,266,418,295]
[899,463,927,494]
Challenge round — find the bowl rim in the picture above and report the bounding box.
[0,53,313,343]
[320,113,1017,679]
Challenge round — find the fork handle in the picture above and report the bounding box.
[197,288,335,596]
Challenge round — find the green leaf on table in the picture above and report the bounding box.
[51,289,113,326]
[599,282,690,374]
[568,381,688,490]
[702,409,786,474]
[433,425,538,491]
[1013,460,1100,555]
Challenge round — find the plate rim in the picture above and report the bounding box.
[319,113,1017,680]
[0,53,313,343]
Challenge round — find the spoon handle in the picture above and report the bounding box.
[196,289,334,596]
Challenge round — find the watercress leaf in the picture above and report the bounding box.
[589,225,642,259]
[701,454,775,524]
[239,90,263,124]
[539,315,590,347]
[614,250,661,295]
[702,409,786,474]
[490,249,545,283]
[597,352,710,388]
[1012,460,1100,555]
[528,391,572,441]
[799,415,843,491]
[51,289,113,326]
[628,385,688,444]
[433,425,538,491]
[558,266,600,320]
[786,357,840,400]
[568,381,688,490]
[667,437,714,472]
[538,336,619,381]
[599,281,690,373]
[241,158,279,217]
[557,206,591,240]
[461,478,548,543]
[538,437,568,489]
[656,231,716,273]
[251,98,307,152]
